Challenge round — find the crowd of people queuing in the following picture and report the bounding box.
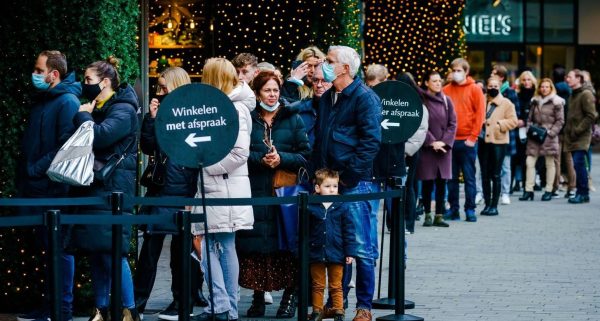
[16,46,599,321]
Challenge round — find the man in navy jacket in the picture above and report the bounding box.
[313,45,382,321]
[17,50,80,321]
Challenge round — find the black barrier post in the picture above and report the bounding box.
[198,163,215,320]
[373,178,415,310]
[46,210,62,321]
[376,178,423,321]
[177,210,192,321]
[297,191,310,321]
[111,192,124,321]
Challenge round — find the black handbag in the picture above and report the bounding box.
[93,137,135,182]
[140,153,167,189]
[527,125,547,144]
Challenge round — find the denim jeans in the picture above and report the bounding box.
[341,258,375,310]
[90,255,135,308]
[200,232,239,320]
[340,181,376,309]
[572,150,590,196]
[367,182,381,260]
[448,140,478,212]
[501,155,511,195]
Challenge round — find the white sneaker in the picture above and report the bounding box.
[475,193,483,205]
[348,279,356,288]
[501,194,511,205]
[264,291,273,305]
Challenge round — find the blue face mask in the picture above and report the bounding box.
[322,62,337,83]
[32,73,50,90]
[259,101,280,112]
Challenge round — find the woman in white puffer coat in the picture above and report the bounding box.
[191,57,255,321]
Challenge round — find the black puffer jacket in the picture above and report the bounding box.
[70,84,139,254]
[18,72,81,198]
[140,114,198,233]
[236,104,311,255]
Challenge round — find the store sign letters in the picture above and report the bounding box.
[463,14,512,36]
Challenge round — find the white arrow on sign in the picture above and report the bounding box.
[185,133,212,147]
[381,118,400,130]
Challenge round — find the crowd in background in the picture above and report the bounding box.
[16,45,599,321]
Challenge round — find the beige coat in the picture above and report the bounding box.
[482,95,518,144]
[192,82,256,235]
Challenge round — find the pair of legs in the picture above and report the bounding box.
[571,150,590,197]
[200,232,239,320]
[89,255,135,309]
[422,178,446,215]
[448,140,478,214]
[311,263,344,314]
[525,155,556,192]
[134,233,202,312]
[478,142,507,210]
[340,181,376,312]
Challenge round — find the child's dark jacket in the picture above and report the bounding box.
[308,201,359,264]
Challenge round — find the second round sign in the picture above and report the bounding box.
[372,80,423,144]
[155,83,239,168]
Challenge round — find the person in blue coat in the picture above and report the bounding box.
[312,45,382,321]
[16,50,79,321]
[70,56,140,321]
[308,168,358,321]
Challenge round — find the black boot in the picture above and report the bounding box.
[247,291,265,317]
[541,192,553,201]
[194,271,209,307]
[519,191,534,201]
[486,206,499,216]
[480,205,491,215]
[276,288,297,318]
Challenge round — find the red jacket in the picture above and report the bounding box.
[443,76,486,142]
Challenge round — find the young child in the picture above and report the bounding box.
[308,168,359,321]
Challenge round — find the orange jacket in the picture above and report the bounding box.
[443,77,486,142]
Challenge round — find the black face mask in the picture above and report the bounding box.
[82,82,103,101]
[488,88,499,98]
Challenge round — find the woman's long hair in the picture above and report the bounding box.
[202,58,239,95]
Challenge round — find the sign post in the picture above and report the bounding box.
[372,81,424,321]
[155,83,239,319]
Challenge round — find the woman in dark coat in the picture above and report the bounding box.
[513,71,538,191]
[237,70,311,318]
[135,67,206,316]
[416,71,457,227]
[70,57,139,321]
[520,78,565,201]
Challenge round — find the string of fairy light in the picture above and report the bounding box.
[364,0,466,82]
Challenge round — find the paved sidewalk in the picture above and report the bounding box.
[4,156,598,321]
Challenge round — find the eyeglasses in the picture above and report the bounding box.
[313,78,327,85]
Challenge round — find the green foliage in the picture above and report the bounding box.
[310,0,362,56]
[0,0,139,311]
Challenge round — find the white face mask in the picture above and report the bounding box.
[452,71,465,83]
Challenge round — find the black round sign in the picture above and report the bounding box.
[155,83,239,168]
[372,80,423,144]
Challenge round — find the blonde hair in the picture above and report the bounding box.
[517,70,538,92]
[158,67,191,94]
[450,58,470,73]
[202,57,239,95]
[365,64,389,82]
[296,46,326,100]
[537,78,557,97]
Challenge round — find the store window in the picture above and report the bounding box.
[149,1,208,78]
[543,0,574,43]
[525,0,540,43]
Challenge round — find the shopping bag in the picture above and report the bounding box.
[274,167,310,252]
[47,121,95,186]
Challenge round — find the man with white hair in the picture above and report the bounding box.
[313,45,382,321]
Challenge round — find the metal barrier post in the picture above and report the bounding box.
[198,163,215,320]
[111,192,124,321]
[177,210,192,321]
[46,210,62,321]
[376,178,423,321]
[297,191,309,321]
[373,177,415,310]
